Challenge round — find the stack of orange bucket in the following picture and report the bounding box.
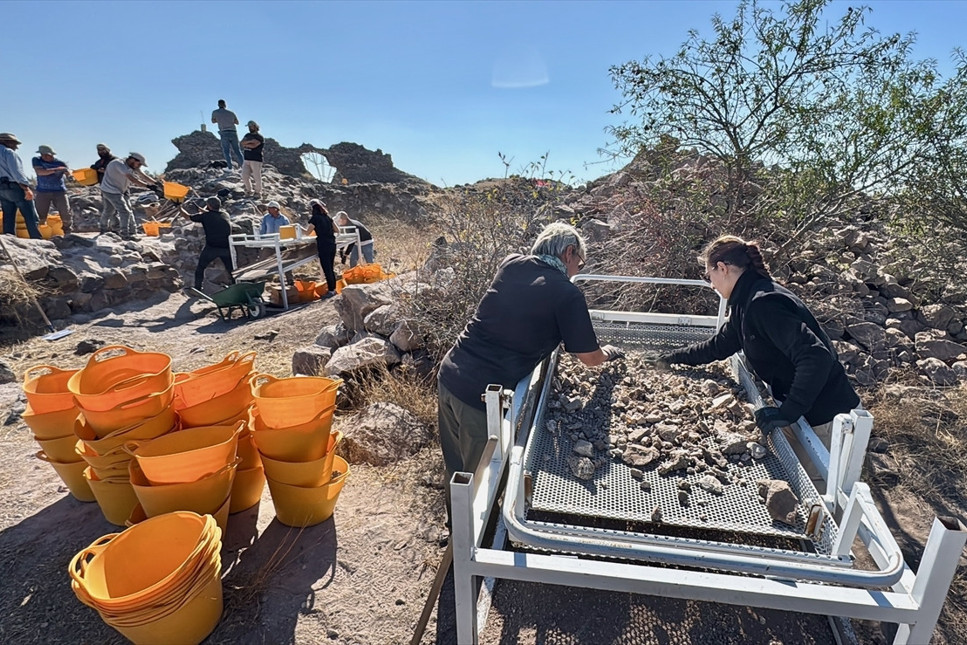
[126,421,244,534]
[172,351,264,513]
[69,511,223,645]
[67,346,175,525]
[250,374,349,527]
[21,365,94,502]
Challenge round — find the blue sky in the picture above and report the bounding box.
[1,0,964,186]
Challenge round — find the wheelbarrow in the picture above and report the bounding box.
[191,281,267,322]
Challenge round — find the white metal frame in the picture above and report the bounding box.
[228,227,360,309]
[449,275,967,645]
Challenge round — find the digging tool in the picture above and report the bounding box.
[410,542,453,645]
[0,235,74,340]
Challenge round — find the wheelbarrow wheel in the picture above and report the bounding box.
[247,300,266,319]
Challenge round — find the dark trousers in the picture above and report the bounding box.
[0,183,41,238]
[317,241,337,291]
[195,245,234,290]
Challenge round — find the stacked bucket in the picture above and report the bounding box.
[172,351,265,515]
[69,511,223,645]
[67,346,176,525]
[22,366,94,502]
[250,374,349,527]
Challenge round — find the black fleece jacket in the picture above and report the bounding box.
[666,270,859,426]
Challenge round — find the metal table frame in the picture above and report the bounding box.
[449,274,967,645]
[228,226,361,309]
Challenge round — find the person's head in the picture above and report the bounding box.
[310,199,328,217]
[0,133,21,150]
[267,200,281,216]
[217,99,226,108]
[37,145,56,160]
[206,196,221,211]
[531,222,587,278]
[247,120,259,132]
[126,152,147,169]
[700,235,772,299]
[96,143,111,157]
[335,211,350,226]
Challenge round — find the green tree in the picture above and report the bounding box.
[608,0,943,244]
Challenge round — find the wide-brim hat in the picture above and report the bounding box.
[37,145,57,156]
[0,133,22,144]
[128,152,147,165]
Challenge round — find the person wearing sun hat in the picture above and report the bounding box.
[0,132,42,238]
[32,144,73,233]
[98,152,161,239]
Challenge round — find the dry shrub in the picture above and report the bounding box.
[0,267,39,326]
[349,363,437,428]
[367,218,438,275]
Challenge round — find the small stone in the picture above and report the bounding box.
[748,442,767,460]
[629,468,644,480]
[74,338,105,356]
[757,479,800,526]
[567,455,595,480]
[639,480,652,492]
[677,480,691,492]
[573,439,594,457]
[678,489,689,506]
[697,474,724,495]
[651,506,662,522]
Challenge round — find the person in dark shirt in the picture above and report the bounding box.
[437,222,624,519]
[334,210,375,266]
[90,143,116,184]
[303,199,338,298]
[240,121,265,198]
[180,196,235,292]
[657,235,860,446]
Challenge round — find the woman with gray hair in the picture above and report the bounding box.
[436,221,623,523]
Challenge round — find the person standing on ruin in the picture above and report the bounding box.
[32,145,73,234]
[211,99,244,170]
[303,199,339,298]
[240,120,265,198]
[0,132,42,239]
[99,152,160,239]
[90,143,116,184]
[180,196,235,293]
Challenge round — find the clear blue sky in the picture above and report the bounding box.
[1,1,964,186]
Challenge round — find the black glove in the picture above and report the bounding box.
[754,406,789,436]
[601,344,625,361]
[643,353,672,371]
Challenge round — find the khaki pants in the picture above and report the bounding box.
[438,381,488,523]
[241,160,262,195]
[34,191,72,231]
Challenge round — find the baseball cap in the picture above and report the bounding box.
[37,145,57,155]
[128,152,147,165]
[96,143,110,150]
[0,133,22,144]
[247,120,259,128]
[267,200,280,209]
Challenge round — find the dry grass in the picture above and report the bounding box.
[368,217,441,275]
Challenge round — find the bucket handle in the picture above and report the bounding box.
[87,345,139,365]
[104,372,156,394]
[68,534,119,587]
[236,351,256,366]
[250,373,277,392]
[23,364,70,383]
[113,389,164,412]
[121,440,144,457]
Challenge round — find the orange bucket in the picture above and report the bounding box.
[76,441,131,471]
[22,404,79,440]
[68,346,173,412]
[250,406,334,461]
[128,421,243,485]
[84,468,139,526]
[251,374,341,428]
[230,465,265,513]
[173,351,256,409]
[267,456,350,527]
[81,385,175,437]
[129,457,239,519]
[260,432,343,487]
[35,433,82,463]
[74,407,177,454]
[23,364,79,413]
[36,451,96,502]
[177,377,253,427]
[236,428,261,469]
[108,572,222,645]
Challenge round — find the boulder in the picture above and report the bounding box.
[324,337,401,377]
[389,320,425,352]
[917,357,958,386]
[0,359,14,385]
[845,322,886,352]
[2,237,57,280]
[338,402,433,466]
[757,479,799,526]
[314,322,352,349]
[363,304,401,336]
[333,282,395,332]
[292,345,332,376]
[918,304,958,331]
[915,336,966,363]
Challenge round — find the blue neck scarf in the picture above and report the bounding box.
[537,254,568,276]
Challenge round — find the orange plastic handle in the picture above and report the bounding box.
[250,373,277,391]
[68,534,118,586]
[23,364,69,382]
[88,345,138,364]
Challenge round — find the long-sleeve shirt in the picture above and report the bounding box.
[259,213,290,236]
[0,146,30,185]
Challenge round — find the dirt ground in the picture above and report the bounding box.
[0,291,963,644]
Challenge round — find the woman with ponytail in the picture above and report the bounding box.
[658,235,859,445]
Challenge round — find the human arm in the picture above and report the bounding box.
[662,319,742,367]
[240,135,260,149]
[574,345,625,367]
[33,161,69,176]
[211,111,217,124]
[3,150,33,198]
[130,169,161,188]
[259,216,268,236]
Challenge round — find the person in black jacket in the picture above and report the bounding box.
[658,235,860,445]
[90,144,116,184]
[180,196,235,292]
[304,199,338,298]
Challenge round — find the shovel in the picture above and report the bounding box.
[0,235,74,341]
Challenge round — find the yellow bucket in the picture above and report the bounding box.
[84,468,140,526]
[68,346,173,413]
[229,465,265,513]
[74,408,177,456]
[173,351,256,409]
[251,407,334,462]
[141,221,172,237]
[236,429,261,469]
[35,433,82,463]
[36,451,96,502]
[278,225,296,240]
[162,181,190,203]
[177,377,253,427]
[72,168,99,186]
[260,432,343,487]
[128,421,243,485]
[129,457,239,519]
[22,404,79,440]
[76,441,131,471]
[109,572,222,645]
[250,374,341,428]
[81,385,175,437]
[267,456,350,527]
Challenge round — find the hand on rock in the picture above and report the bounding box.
[754,406,789,437]
[601,344,625,361]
